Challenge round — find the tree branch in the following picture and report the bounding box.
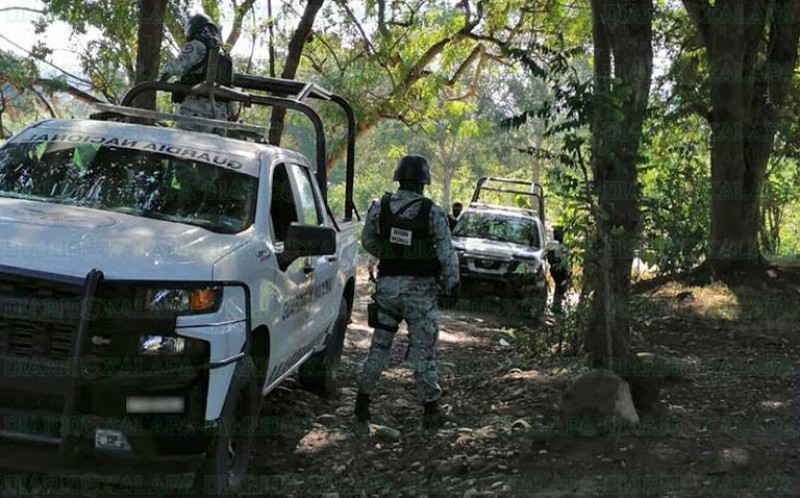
[403,1,483,87]
[0,33,95,88]
[447,44,482,85]
[268,0,325,145]
[36,78,103,104]
[311,34,344,74]
[29,86,57,118]
[339,1,379,58]
[225,0,257,49]
[0,7,44,14]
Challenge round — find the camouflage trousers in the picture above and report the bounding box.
[177,97,233,133]
[357,276,442,404]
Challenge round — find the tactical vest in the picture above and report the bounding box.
[175,38,234,102]
[377,194,440,277]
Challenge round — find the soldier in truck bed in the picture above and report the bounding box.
[159,13,236,130]
[355,154,460,430]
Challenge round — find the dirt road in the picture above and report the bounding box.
[245,277,799,497]
[3,275,798,497]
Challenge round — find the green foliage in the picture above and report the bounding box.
[42,0,139,100]
[0,50,52,136]
[639,112,710,274]
[501,39,597,287]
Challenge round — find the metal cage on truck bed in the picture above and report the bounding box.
[469,176,545,225]
[92,68,359,225]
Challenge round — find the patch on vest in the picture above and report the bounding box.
[389,227,413,246]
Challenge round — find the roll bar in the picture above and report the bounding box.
[115,66,358,222]
[470,177,545,226]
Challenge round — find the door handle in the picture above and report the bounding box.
[326,255,338,262]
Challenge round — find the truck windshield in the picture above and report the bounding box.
[453,212,539,248]
[0,142,257,234]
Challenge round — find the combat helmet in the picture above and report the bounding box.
[185,13,218,40]
[393,154,431,185]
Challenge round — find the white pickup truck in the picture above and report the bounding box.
[0,75,359,496]
[451,177,550,319]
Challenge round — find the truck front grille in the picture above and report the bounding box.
[0,276,82,362]
[0,318,77,361]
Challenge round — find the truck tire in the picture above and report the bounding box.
[298,298,349,397]
[194,358,261,497]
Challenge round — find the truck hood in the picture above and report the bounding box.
[452,236,542,261]
[0,198,247,280]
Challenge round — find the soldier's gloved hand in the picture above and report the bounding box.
[438,282,460,309]
[445,282,460,298]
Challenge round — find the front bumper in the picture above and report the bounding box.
[0,440,203,493]
[458,255,543,297]
[0,267,228,489]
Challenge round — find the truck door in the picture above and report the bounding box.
[258,162,311,388]
[286,163,338,341]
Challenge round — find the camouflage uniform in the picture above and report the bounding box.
[545,235,571,311]
[161,40,234,132]
[357,189,459,403]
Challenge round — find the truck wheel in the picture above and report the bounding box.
[298,298,349,397]
[194,358,261,497]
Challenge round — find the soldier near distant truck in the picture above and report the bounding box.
[355,154,460,429]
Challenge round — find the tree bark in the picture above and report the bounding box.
[268,0,325,146]
[441,167,452,210]
[683,0,800,272]
[586,0,653,371]
[132,0,167,110]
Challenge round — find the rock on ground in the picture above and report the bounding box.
[559,369,639,435]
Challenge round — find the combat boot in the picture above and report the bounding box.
[354,392,371,423]
[422,401,445,429]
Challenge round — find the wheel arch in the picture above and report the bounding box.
[250,324,271,383]
[343,276,356,316]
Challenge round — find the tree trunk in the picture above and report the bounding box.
[683,0,800,272]
[268,0,325,146]
[586,0,653,372]
[441,167,452,210]
[132,0,167,110]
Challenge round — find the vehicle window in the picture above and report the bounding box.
[270,163,299,242]
[453,212,539,248]
[288,164,322,225]
[0,142,257,234]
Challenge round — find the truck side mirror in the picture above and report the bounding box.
[281,223,336,263]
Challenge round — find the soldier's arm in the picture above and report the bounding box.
[360,199,383,258]
[161,40,207,78]
[430,205,459,290]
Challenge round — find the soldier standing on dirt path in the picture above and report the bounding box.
[546,225,571,312]
[355,154,460,430]
[158,13,236,131]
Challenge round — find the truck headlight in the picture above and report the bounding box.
[137,335,209,363]
[141,287,222,314]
